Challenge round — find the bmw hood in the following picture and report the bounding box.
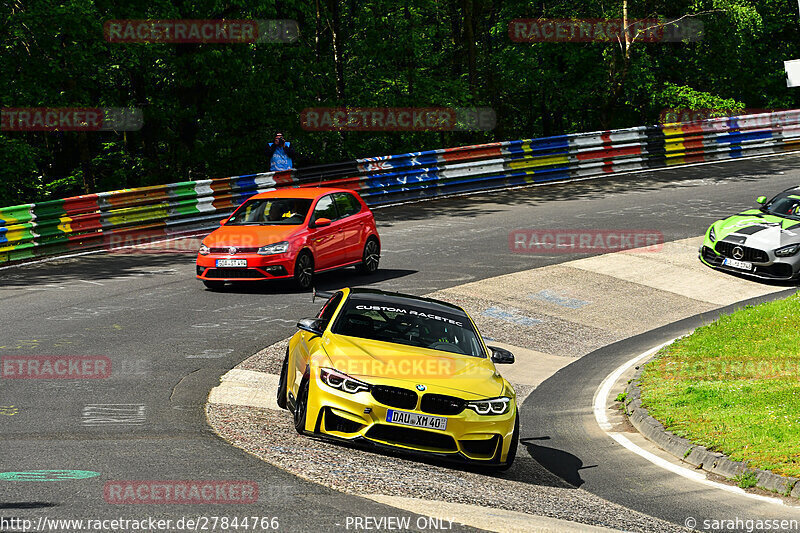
[319,333,506,399]
[713,210,800,250]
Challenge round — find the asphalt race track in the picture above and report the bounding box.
[3,153,800,532]
[522,294,800,529]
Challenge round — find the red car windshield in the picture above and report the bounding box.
[227,198,312,225]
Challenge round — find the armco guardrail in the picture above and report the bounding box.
[2,109,800,264]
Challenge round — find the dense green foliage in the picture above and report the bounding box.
[2,0,798,206]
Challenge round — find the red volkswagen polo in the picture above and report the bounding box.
[196,188,380,290]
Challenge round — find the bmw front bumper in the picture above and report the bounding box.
[299,375,518,466]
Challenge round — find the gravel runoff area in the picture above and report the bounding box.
[425,292,620,359]
[208,339,691,533]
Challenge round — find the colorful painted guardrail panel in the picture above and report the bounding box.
[2,109,800,264]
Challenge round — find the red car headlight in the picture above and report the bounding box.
[258,241,290,255]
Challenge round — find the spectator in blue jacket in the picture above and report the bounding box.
[267,132,298,171]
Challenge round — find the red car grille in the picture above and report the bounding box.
[204,268,267,279]
[209,247,260,254]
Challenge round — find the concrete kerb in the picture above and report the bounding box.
[624,357,800,499]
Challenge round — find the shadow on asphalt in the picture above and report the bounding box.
[520,436,596,488]
[0,252,418,295]
[0,502,58,509]
[4,154,798,290]
[706,267,800,288]
[0,253,194,288]
[301,433,578,488]
[374,156,796,224]
[205,268,419,295]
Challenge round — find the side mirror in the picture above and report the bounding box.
[488,345,515,364]
[297,317,325,336]
[756,196,767,205]
[219,219,227,226]
[311,217,331,228]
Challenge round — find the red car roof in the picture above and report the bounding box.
[251,187,359,200]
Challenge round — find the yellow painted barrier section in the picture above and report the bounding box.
[104,203,170,226]
[57,216,72,234]
[508,154,569,170]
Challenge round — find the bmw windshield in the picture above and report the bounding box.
[227,198,312,225]
[331,296,486,358]
[761,193,800,221]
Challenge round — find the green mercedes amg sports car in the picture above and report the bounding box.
[699,186,800,280]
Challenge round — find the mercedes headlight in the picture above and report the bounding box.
[199,244,210,255]
[320,368,370,394]
[466,396,511,415]
[775,243,800,257]
[708,226,716,243]
[257,241,290,255]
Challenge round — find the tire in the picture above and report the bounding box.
[356,238,380,274]
[202,280,226,290]
[293,377,309,434]
[496,414,519,471]
[276,348,289,410]
[293,251,314,290]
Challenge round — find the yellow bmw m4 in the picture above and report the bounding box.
[277,288,519,469]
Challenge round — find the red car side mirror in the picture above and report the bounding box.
[312,217,331,228]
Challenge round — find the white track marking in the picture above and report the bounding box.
[593,340,791,506]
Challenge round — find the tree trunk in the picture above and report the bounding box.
[315,0,322,64]
[77,131,94,193]
[463,0,477,99]
[601,0,634,128]
[449,1,463,77]
[328,0,346,100]
[405,2,415,97]
[485,0,503,139]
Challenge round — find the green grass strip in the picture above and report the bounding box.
[639,292,800,478]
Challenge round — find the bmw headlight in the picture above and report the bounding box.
[258,241,289,255]
[775,243,800,257]
[199,244,210,255]
[708,226,716,243]
[466,396,511,415]
[320,368,370,394]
